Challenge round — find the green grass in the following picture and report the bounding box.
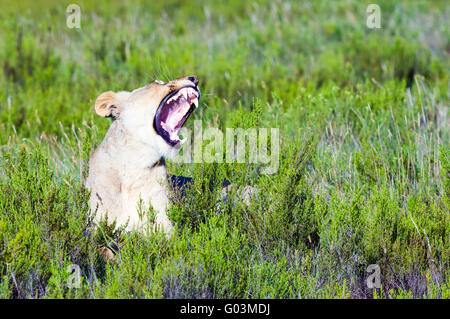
[0,0,448,298]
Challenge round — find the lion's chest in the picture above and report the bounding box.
[118,165,169,226]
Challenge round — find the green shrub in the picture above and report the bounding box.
[0,0,448,299]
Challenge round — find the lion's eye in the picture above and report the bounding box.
[155,80,166,85]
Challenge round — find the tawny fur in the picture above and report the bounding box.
[85,76,196,234]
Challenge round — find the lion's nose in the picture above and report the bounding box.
[187,76,199,86]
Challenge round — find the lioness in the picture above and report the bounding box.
[86,76,200,234]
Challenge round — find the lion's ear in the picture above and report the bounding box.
[94,91,127,118]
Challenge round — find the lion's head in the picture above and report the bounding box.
[94,75,200,157]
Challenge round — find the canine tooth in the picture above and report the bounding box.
[161,122,171,132]
[167,95,176,103]
[193,98,198,108]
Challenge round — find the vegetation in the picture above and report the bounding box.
[0,0,448,298]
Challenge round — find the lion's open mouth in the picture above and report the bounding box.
[154,86,200,146]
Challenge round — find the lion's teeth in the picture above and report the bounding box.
[161,122,171,132]
[167,95,176,104]
[193,98,198,108]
